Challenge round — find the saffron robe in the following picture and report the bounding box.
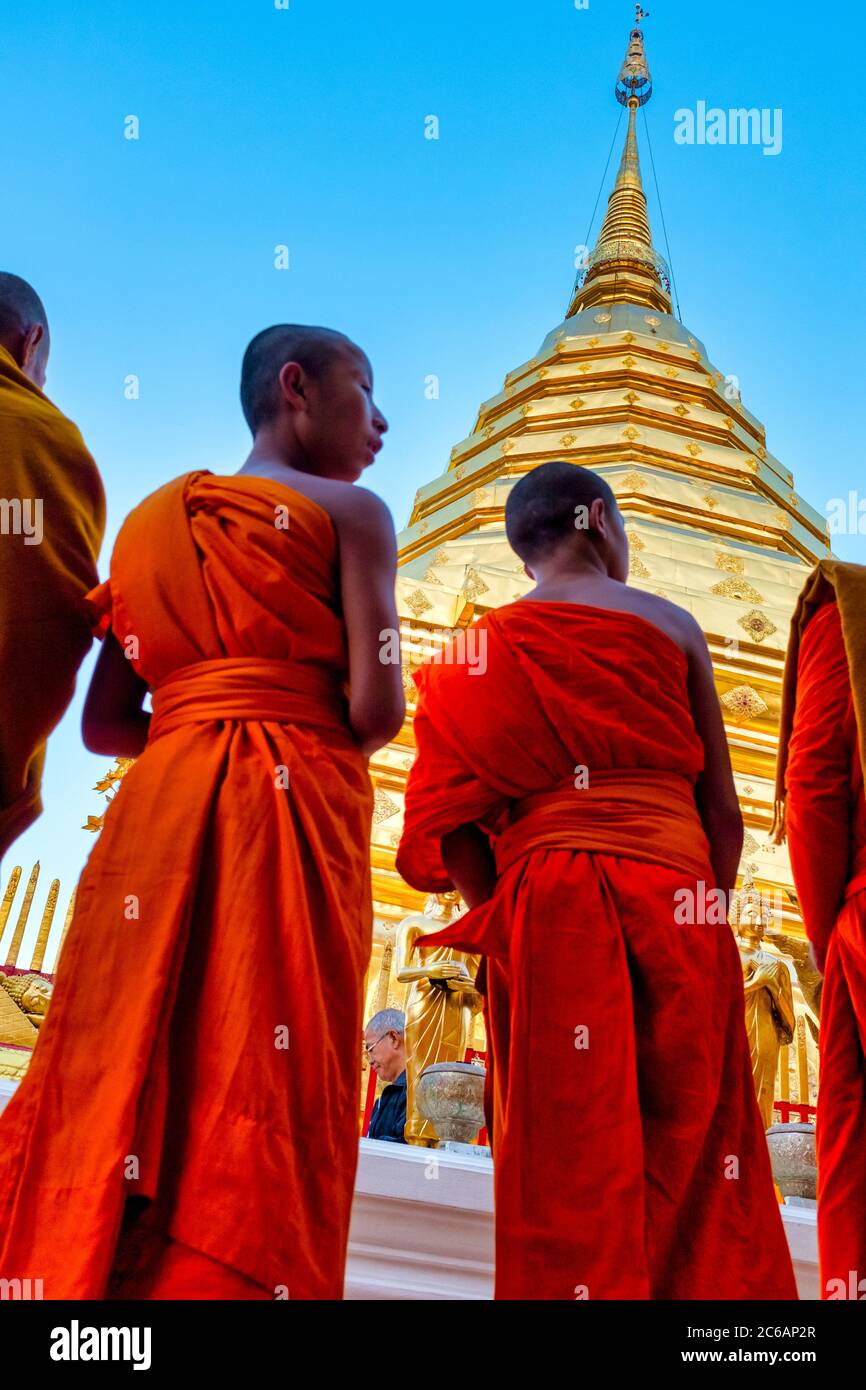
[0,471,374,1299]
[397,601,797,1301]
[785,598,866,1297]
[0,345,105,858]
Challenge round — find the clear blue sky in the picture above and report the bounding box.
[2,0,863,965]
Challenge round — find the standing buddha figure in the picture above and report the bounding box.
[395,892,483,1146]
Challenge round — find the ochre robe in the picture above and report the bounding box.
[0,345,105,858]
[397,600,797,1300]
[785,598,866,1298]
[0,471,373,1299]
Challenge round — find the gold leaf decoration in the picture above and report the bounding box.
[629,553,651,578]
[482,423,494,439]
[665,366,680,378]
[644,315,661,328]
[620,469,647,492]
[594,311,612,324]
[674,403,689,417]
[625,529,645,551]
[715,551,745,574]
[455,465,466,480]
[743,455,759,473]
[588,336,600,347]
[721,686,769,720]
[622,426,640,441]
[738,610,778,644]
[373,789,400,825]
[622,332,635,344]
[463,568,490,602]
[500,439,515,454]
[624,390,639,404]
[711,577,767,603]
[570,397,585,410]
[560,433,577,446]
[622,355,637,368]
[405,588,433,618]
[686,442,702,457]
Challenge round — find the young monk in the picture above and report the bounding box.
[397,460,797,1300]
[774,560,866,1300]
[0,272,105,859]
[0,325,404,1299]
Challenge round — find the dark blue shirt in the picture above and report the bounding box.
[367,1070,408,1143]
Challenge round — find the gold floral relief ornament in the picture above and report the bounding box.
[721,685,769,721]
[715,550,745,574]
[405,588,434,619]
[738,610,778,645]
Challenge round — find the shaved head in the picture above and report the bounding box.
[505,461,619,566]
[0,273,50,387]
[0,272,47,341]
[240,324,354,433]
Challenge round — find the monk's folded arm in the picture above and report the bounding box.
[81,631,150,757]
[440,822,497,909]
[685,619,743,898]
[336,488,405,755]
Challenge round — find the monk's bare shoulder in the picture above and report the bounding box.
[622,587,704,659]
[322,482,397,545]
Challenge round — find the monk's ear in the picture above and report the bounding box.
[523,562,536,581]
[278,360,308,412]
[588,496,608,535]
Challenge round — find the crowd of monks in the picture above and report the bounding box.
[0,272,863,1301]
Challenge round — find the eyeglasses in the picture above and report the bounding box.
[364,1032,392,1058]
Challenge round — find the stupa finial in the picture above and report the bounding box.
[616,7,653,108]
[567,9,670,316]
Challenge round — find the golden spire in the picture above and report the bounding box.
[568,10,671,316]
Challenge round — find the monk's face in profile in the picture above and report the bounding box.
[602,497,630,583]
[293,343,388,483]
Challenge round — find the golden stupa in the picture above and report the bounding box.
[362,17,829,1116]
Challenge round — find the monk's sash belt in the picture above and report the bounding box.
[149,656,348,738]
[494,770,711,881]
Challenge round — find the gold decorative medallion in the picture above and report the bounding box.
[715,551,745,574]
[624,390,640,404]
[711,577,767,603]
[722,686,769,720]
[373,789,400,825]
[738,610,778,644]
[570,397,585,410]
[674,403,689,417]
[686,442,702,457]
[644,315,661,328]
[463,568,490,602]
[622,354,637,368]
[594,312,612,324]
[560,433,577,446]
[405,588,434,618]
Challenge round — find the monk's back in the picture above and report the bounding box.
[458,600,704,787]
[108,471,348,687]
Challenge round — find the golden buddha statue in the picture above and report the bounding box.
[395,892,483,1146]
[733,881,795,1129]
[0,972,54,1029]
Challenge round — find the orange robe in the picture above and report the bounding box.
[397,601,797,1300]
[0,471,373,1299]
[0,345,105,858]
[785,599,866,1298]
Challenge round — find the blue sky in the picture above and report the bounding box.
[2,0,864,965]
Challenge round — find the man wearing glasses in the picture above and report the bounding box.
[364,1009,408,1144]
